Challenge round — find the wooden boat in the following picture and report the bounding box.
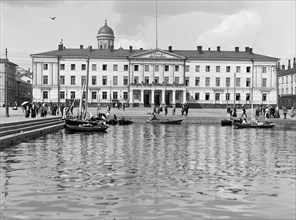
[118,117,133,125]
[65,58,108,132]
[66,122,108,132]
[221,118,242,126]
[147,117,183,124]
[106,118,118,125]
[221,119,233,126]
[233,121,275,129]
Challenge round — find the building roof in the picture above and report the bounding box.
[0,58,18,66]
[97,20,114,39]
[277,66,296,76]
[31,48,279,62]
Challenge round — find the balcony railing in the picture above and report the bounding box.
[130,82,187,87]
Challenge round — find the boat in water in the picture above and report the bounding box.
[65,58,108,132]
[65,123,108,132]
[221,117,243,126]
[118,117,133,125]
[147,117,183,124]
[233,121,275,129]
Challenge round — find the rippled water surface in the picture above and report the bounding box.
[1,124,295,219]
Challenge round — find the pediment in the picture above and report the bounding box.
[129,49,185,60]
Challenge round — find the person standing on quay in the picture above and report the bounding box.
[241,105,247,118]
[172,105,176,115]
[274,106,280,118]
[282,105,287,119]
[164,105,168,116]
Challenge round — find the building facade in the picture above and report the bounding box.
[277,58,296,107]
[0,58,18,107]
[31,22,279,108]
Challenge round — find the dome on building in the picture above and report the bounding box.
[97,19,114,38]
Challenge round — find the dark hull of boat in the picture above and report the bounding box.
[147,118,183,124]
[65,124,108,132]
[107,119,118,125]
[118,119,133,125]
[233,122,275,129]
[221,119,232,126]
[65,118,98,126]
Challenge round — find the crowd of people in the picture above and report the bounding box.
[17,101,296,121]
[21,101,75,119]
[226,104,295,120]
[151,102,189,118]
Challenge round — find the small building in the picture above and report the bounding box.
[277,58,296,108]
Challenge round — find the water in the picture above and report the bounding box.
[1,124,295,220]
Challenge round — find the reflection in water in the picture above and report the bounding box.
[0,124,295,219]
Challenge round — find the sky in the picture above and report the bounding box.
[0,0,295,70]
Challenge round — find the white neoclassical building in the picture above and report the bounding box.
[31,21,279,108]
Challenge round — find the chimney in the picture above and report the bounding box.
[282,65,285,70]
[58,43,63,51]
[208,48,211,51]
[80,45,83,49]
[293,57,296,69]
[249,48,253,54]
[197,46,202,53]
[288,59,291,69]
[129,46,133,52]
[140,48,143,50]
[217,46,220,51]
[245,47,249,52]
[89,46,92,51]
[168,46,172,52]
[235,47,239,52]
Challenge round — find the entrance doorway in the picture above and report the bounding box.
[165,91,170,106]
[155,93,160,106]
[144,93,150,107]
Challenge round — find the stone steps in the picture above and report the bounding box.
[0,117,65,148]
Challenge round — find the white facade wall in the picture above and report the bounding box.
[32,51,278,107]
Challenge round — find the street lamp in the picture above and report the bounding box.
[5,48,9,117]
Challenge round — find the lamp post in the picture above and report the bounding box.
[233,72,236,109]
[5,48,9,117]
[110,80,112,106]
[85,56,90,113]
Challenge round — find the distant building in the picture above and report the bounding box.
[0,59,32,107]
[31,20,279,108]
[277,58,296,107]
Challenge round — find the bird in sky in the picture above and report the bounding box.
[50,17,56,20]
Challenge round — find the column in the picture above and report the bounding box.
[140,89,144,107]
[142,64,144,83]
[129,89,134,107]
[162,64,165,83]
[49,62,53,85]
[38,63,43,85]
[151,89,155,106]
[33,62,37,85]
[183,89,186,104]
[161,89,165,105]
[172,90,176,105]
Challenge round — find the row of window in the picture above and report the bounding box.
[43,63,268,73]
[42,90,128,100]
[194,92,268,102]
[42,75,268,87]
[42,90,268,102]
[280,75,296,84]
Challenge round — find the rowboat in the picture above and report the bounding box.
[65,123,108,132]
[221,118,243,126]
[118,118,133,125]
[233,121,275,129]
[147,117,183,124]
